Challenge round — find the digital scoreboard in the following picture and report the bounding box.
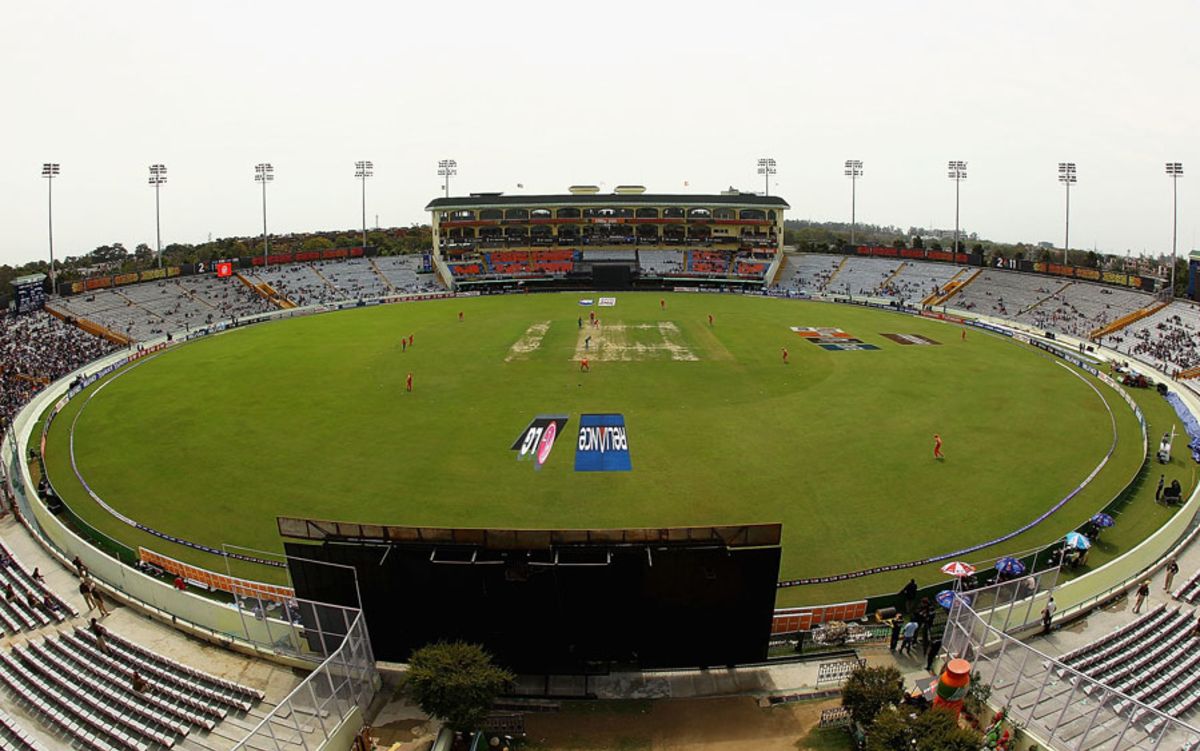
[12,274,47,315]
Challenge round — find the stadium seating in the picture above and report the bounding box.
[824,257,902,296]
[1105,301,1200,373]
[1015,282,1152,339]
[0,542,76,634]
[0,313,118,429]
[0,705,45,751]
[779,254,842,292]
[878,261,962,301]
[1173,566,1200,604]
[950,269,1060,317]
[0,623,265,751]
[637,251,685,276]
[1053,604,1200,728]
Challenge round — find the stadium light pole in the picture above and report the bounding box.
[947,161,968,265]
[1166,162,1184,298]
[255,163,274,266]
[844,160,863,245]
[148,164,167,269]
[1057,163,1076,266]
[437,159,457,198]
[757,157,777,197]
[41,163,60,295]
[355,160,373,248]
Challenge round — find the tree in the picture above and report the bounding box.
[867,706,982,751]
[842,664,904,725]
[911,235,924,249]
[893,238,907,250]
[300,236,335,252]
[403,642,514,731]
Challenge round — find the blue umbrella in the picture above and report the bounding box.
[995,557,1026,576]
[936,590,957,609]
[1065,531,1092,550]
[1091,513,1115,528]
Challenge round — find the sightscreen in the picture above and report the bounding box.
[285,539,780,672]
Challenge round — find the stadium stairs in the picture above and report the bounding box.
[1090,300,1170,340]
[235,273,295,309]
[925,268,981,306]
[822,256,849,291]
[172,281,218,312]
[111,289,168,326]
[43,304,134,347]
[1019,280,1073,316]
[308,263,341,297]
[367,257,397,294]
[876,261,907,293]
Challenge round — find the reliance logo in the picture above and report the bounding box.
[574,414,632,472]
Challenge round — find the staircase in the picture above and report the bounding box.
[43,304,134,346]
[876,261,907,294]
[822,256,850,291]
[925,268,982,307]
[235,273,295,309]
[1090,300,1169,340]
[367,258,397,294]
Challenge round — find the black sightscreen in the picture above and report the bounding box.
[592,264,633,289]
[285,541,780,672]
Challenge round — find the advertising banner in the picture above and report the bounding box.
[575,414,632,471]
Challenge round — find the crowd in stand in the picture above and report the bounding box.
[0,313,118,429]
[1107,313,1200,374]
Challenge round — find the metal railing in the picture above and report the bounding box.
[233,609,378,750]
[943,589,1200,751]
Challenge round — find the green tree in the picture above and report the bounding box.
[868,706,982,751]
[403,642,514,731]
[842,664,903,725]
[893,238,907,250]
[911,235,924,249]
[301,236,335,252]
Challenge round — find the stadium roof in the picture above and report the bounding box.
[426,193,790,211]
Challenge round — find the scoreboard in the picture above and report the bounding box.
[12,274,47,315]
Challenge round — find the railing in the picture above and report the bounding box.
[943,591,1200,751]
[232,610,378,750]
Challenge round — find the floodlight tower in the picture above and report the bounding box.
[844,160,863,245]
[1057,163,1076,266]
[255,163,274,266]
[355,160,374,248]
[148,164,167,269]
[756,157,777,196]
[41,163,60,294]
[947,160,968,264]
[1166,162,1184,297]
[438,159,457,198]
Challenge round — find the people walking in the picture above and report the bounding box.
[1041,595,1056,634]
[1165,559,1180,592]
[1134,580,1151,614]
[900,619,919,655]
[889,615,903,652]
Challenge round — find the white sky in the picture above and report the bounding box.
[2,1,1196,266]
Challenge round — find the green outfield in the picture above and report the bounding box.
[40,292,1182,606]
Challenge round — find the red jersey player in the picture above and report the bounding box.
[933,433,944,459]
[781,347,789,364]
[408,334,414,347]
[580,358,590,372]
[961,328,966,341]
[660,299,666,310]
[708,314,714,326]
[458,311,463,322]
[406,372,413,392]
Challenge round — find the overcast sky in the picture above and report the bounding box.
[2,1,1197,266]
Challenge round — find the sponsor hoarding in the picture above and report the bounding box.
[575,414,632,471]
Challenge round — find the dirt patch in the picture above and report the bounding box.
[524,696,850,750]
[572,322,698,362]
[507,321,552,362]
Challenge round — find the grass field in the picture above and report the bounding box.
[40,292,1181,606]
